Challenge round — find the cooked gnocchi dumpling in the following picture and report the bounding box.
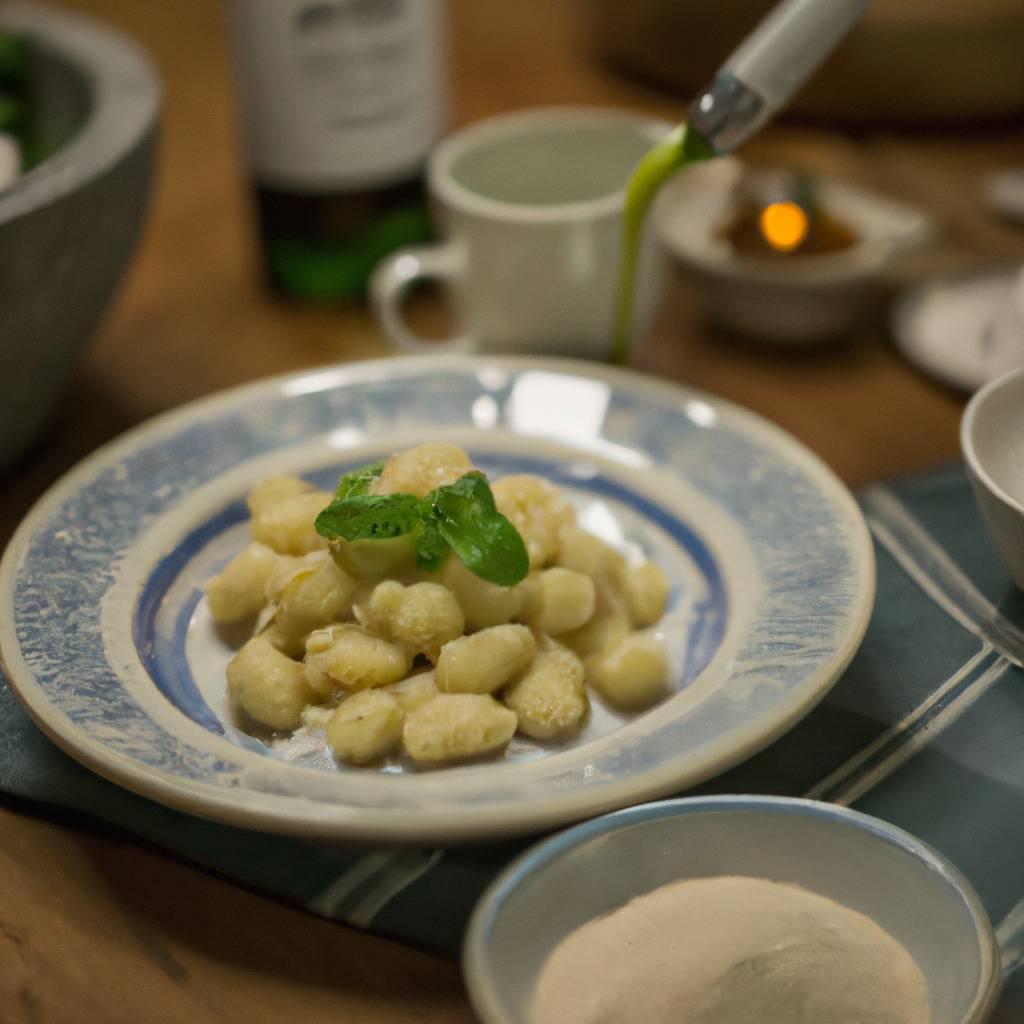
[504,648,588,740]
[435,624,535,695]
[521,567,596,636]
[402,693,518,764]
[326,689,405,765]
[492,473,575,568]
[205,542,284,624]
[227,636,315,731]
[371,441,474,497]
[214,442,674,769]
[250,486,333,555]
[357,580,464,663]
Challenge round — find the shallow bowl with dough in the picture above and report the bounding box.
[464,795,1001,1023]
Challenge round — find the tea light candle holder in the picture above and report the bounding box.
[655,159,937,344]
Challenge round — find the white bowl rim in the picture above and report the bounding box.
[464,794,1002,1024]
[0,1,161,224]
[961,365,1024,517]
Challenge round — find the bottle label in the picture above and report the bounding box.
[226,0,445,191]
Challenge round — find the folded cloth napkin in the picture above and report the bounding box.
[3,465,1024,1008]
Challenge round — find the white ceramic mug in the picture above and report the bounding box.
[371,106,671,360]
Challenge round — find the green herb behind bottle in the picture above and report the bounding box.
[0,30,31,183]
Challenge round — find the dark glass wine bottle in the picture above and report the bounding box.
[225,0,445,302]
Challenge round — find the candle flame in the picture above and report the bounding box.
[759,201,809,252]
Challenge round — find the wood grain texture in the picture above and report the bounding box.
[0,808,473,1024]
[1,0,1023,1021]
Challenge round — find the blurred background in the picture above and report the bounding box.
[3,0,1024,525]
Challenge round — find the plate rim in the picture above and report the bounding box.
[0,354,876,840]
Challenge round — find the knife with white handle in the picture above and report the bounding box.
[688,0,869,153]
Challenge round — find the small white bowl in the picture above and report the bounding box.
[962,366,1024,589]
[656,159,937,344]
[464,796,1001,1024]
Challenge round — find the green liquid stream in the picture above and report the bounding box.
[610,123,716,366]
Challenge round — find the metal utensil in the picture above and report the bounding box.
[688,0,869,153]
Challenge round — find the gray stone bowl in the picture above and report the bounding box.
[0,2,160,470]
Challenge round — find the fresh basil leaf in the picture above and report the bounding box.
[431,473,529,586]
[315,493,427,541]
[415,518,449,572]
[335,459,386,499]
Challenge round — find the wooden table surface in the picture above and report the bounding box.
[2,1,1023,1021]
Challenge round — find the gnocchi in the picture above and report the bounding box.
[439,556,525,630]
[521,567,596,636]
[385,670,440,714]
[556,525,627,590]
[435,624,535,695]
[261,557,358,656]
[247,475,314,518]
[504,648,588,740]
[619,560,671,628]
[586,632,668,710]
[206,542,285,624]
[372,442,474,497]
[403,694,517,764]
[251,487,334,555]
[359,580,464,663]
[559,595,632,660]
[492,474,575,568]
[303,623,410,697]
[326,690,405,765]
[211,443,674,769]
[227,636,315,731]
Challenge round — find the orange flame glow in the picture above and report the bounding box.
[759,201,809,252]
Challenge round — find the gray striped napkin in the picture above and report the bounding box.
[2,465,1023,1015]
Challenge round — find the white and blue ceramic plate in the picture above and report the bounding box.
[0,357,874,841]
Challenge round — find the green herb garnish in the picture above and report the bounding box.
[315,492,427,541]
[414,517,450,573]
[314,470,529,585]
[334,458,386,499]
[431,473,529,586]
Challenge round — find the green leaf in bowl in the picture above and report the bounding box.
[315,467,529,586]
[335,459,385,499]
[431,473,529,587]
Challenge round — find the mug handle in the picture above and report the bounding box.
[370,242,474,353]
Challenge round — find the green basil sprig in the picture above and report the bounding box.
[314,463,529,586]
[334,459,386,499]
